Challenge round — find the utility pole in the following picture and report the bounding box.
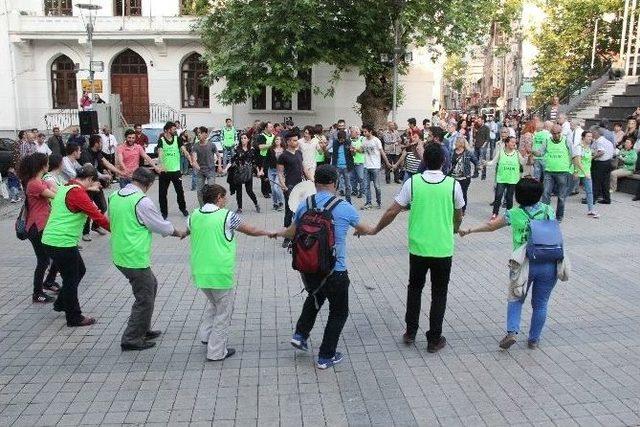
[76,3,102,100]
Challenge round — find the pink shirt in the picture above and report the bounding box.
[26,179,54,231]
[117,143,145,174]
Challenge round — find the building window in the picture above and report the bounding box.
[114,0,142,16]
[181,53,210,108]
[45,0,72,16]
[252,87,266,110]
[297,69,312,111]
[51,55,77,109]
[272,89,292,111]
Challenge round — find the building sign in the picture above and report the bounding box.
[81,79,103,93]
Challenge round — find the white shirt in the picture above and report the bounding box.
[362,136,383,169]
[36,143,52,156]
[298,138,319,171]
[395,170,465,209]
[507,126,516,138]
[593,136,614,161]
[571,126,583,148]
[561,122,571,141]
[100,133,118,155]
[488,121,498,139]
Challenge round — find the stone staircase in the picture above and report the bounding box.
[568,76,640,128]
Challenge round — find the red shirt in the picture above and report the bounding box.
[135,132,148,147]
[117,143,146,175]
[65,180,110,231]
[26,179,54,231]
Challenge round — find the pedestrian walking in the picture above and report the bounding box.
[191,126,220,206]
[157,121,190,219]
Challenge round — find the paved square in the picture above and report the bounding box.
[0,176,639,426]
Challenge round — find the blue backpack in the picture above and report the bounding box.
[524,207,564,262]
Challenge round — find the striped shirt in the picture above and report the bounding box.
[404,151,421,173]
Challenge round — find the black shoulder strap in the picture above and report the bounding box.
[323,196,341,213]
[306,195,316,210]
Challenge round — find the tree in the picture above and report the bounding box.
[197,0,503,129]
[531,0,623,106]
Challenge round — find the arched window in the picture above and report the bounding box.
[51,55,77,109]
[181,53,210,108]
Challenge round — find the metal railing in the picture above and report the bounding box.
[149,103,187,127]
[43,109,79,131]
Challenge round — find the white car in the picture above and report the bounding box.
[141,122,166,158]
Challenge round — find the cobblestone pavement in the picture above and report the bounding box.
[0,174,639,426]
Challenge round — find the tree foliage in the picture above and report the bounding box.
[197,0,505,125]
[443,53,467,91]
[531,0,623,105]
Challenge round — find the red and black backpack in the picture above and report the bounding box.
[291,195,341,276]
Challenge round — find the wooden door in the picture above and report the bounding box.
[111,49,149,125]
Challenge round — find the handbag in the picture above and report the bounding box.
[234,163,252,184]
[15,199,29,240]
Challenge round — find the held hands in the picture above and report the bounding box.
[353,225,377,237]
[173,229,188,239]
[458,228,471,237]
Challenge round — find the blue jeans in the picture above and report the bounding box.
[473,146,487,179]
[542,171,570,220]
[364,168,381,206]
[351,163,364,196]
[403,171,416,183]
[222,147,234,167]
[580,176,594,212]
[507,261,557,343]
[268,168,284,205]
[8,185,20,200]
[532,159,545,181]
[180,155,190,175]
[337,168,352,203]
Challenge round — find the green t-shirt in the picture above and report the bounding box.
[574,144,592,177]
[506,203,555,250]
[352,137,365,164]
[619,149,638,171]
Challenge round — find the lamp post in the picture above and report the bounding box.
[591,12,618,69]
[391,0,406,123]
[75,3,102,100]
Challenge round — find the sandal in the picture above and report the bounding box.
[43,282,61,293]
[32,293,54,304]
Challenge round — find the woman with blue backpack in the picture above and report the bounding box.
[459,177,562,350]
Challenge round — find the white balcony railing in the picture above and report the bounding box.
[9,14,198,40]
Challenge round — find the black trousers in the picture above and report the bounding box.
[457,177,471,213]
[406,254,452,344]
[295,271,350,359]
[83,189,106,235]
[159,171,186,218]
[45,245,86,325]
[592,160,612,203]
[283,189,295,227]
[492,183,515,215]
[234,180,258,209]
[259,156,271,197]
[27,225,58,295]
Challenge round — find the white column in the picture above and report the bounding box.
[627,0,637,74]
[635,3,640,76]
[621,0,630,61]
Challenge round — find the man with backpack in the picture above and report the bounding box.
[368,144,465,353]
[276,164,375,369]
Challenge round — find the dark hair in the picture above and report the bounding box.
[37,133,45,138]
[66,142,80,156]
[422,118,429,126]
[18,130,26,140]
[202,183,227,204]
[361,124,373,133]
[131,167,156,187]
[581,130,592,139]
[163,121,175,132]
[423,144,444,170]
[134,123,141,128]
[303,125,315,136]
[337,130,347,141]
[48,153,63,171]
[89,134,101,147]
[198,126,208,135]
[76,163,99,180]
[623,136,635,146]
[598,119,610,129]
[18,152,48,184]
[124,129,136,137]
[408,118,416,126]
[315,164,338,184]
[284,130,299,141]
[314,124,323,134]
[53,127,60,132]
[337,119,345,124]
[515,177,544,207]
[225,118,232,122]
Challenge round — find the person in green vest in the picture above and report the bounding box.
[157,121,191,219]
[42,164,111,327]
[532,124,577,222]
[349,126,365,198]
[109,167,187,351]
[572,130,599,218]
[252,121,275,198]
[610,136,638,192]
[368,144,465,353]
[221,118,237,168]
[188,184,274,361]
[486,136,526,219]
[531,120,551,181]
[459,178,559,350]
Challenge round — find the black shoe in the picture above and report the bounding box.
[282,238,291,248]
[181,209,189,217]
[145,330,162,340]
[598,200,611,204]
[255,204,261,213]
[32,293,54,304]
[402,331,416,344]
[121,341,156,351]
[633,196,640,201]
[53,301,65,312]
[67,316,96,327]
[207,348,236,361]
[427,336,447,353]
[581,198,587,204]
[162,214,168,220]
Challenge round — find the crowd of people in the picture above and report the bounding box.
[3,106,632,369]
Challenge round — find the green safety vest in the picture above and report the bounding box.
[543,138,572,172]
[108,190,152,269]
[574,145,592,177]
[222,127,236,148]
[496,149,521,184]
[43,172,63,188]
[160,136,181,172]
[352,137,364,164]
[189,207,237,289]
[42,184,88,248]
[507,203,554,250]
[408,175,455,258]
[532,131,549,160]
[260,133,275,157]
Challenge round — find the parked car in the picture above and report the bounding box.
[141,123,165,159]
[0,138,17,176]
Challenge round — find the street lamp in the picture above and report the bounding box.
[75,3,102,100]
[591,12,617,69]
[391,0,406,123]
